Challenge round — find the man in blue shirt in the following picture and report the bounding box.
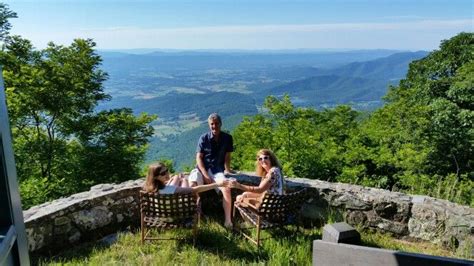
[188,113,234,228]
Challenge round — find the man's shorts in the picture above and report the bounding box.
[188,168,227,186]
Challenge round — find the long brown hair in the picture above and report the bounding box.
[255,149,281,178]
[143,162,168,193]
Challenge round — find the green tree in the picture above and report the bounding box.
[343,33,473,205]
[386,32,473,177]
[232,34,472,206]
[1,34,155,207]
[75,109,155,187]
[0,3,16,41]
[233,95,358,180]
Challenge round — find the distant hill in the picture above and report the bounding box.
[146,113,247,170]
[256,75,390,105]
[99,49,403,72]
[98,91,258,121]
[316,51,429,79]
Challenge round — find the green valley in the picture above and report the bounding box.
[97,49,428,169]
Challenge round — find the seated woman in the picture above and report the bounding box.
[229,149,286,207]
[143,161,229,194]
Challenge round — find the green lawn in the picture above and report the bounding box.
[38,217,470,265]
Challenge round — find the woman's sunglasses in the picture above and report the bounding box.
[158,168,168,176]
[258,156,269,161]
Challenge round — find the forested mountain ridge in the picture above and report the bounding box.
[233,32,473,207]
[316,51,429,79]
[99,49,403,71]
[256,75,390,105]
[255,51,428,106]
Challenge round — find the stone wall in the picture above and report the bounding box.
[23,179,143,255]
[23,173,473,256]
[292,177,473,254]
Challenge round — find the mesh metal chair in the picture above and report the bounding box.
[233,188,308,247]
[139,191,200,244]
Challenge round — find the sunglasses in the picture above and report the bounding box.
[258,156,269,162]
[158,168,168,176]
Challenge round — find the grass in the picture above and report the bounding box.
[39,218,317,265]
[37,215,471,266]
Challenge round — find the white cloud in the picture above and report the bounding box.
[13,19,473,50]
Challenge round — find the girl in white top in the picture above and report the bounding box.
[143,162,228,194]
[230,149,286,205]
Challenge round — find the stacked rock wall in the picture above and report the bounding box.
[23,174,473,256]
[23,180,142,254]
[291,177,473,254]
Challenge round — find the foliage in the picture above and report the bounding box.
[147,114,245,171]
[233,33,473,206]
[0,3,16,41]
[233,94,358,180]
[346,32,473,203]
[74,109,155,188]
[1,32,155,207]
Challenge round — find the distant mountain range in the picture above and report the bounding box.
[96,49,429,169]
[99,49,408,72]
[255,51,429,106]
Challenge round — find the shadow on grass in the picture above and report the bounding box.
[35,206,322,264]
[32,234,115,265]
[189,216,270,263]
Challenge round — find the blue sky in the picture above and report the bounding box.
[4,0,473,50]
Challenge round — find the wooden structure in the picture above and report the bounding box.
[233,188,308,247]
[139,191,200,244]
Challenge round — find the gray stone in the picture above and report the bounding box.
[99,233,118,246]
[54,216,70,226]
[91,184,114,191]
[345,210,368,227]
[68,231,81,243]
[72,206,113,231]
[116,214,124,223]
[409,200,447,242]
[54,223,72,235]
[322,222,360,244]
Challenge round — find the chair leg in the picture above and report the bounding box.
[141,213,145,244]
[296,223,300,235]
[197,208,201,226]
[256,217,261,248]
[192,222,197,246]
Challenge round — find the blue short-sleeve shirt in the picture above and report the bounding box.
[196,131,234,173]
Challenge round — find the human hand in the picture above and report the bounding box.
[228,179,241,189]
[236,194,244,203]
[203,176,213,184]
[217,179,230,187]
[224,169,236,175]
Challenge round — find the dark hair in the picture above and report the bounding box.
[143,162,168,192]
